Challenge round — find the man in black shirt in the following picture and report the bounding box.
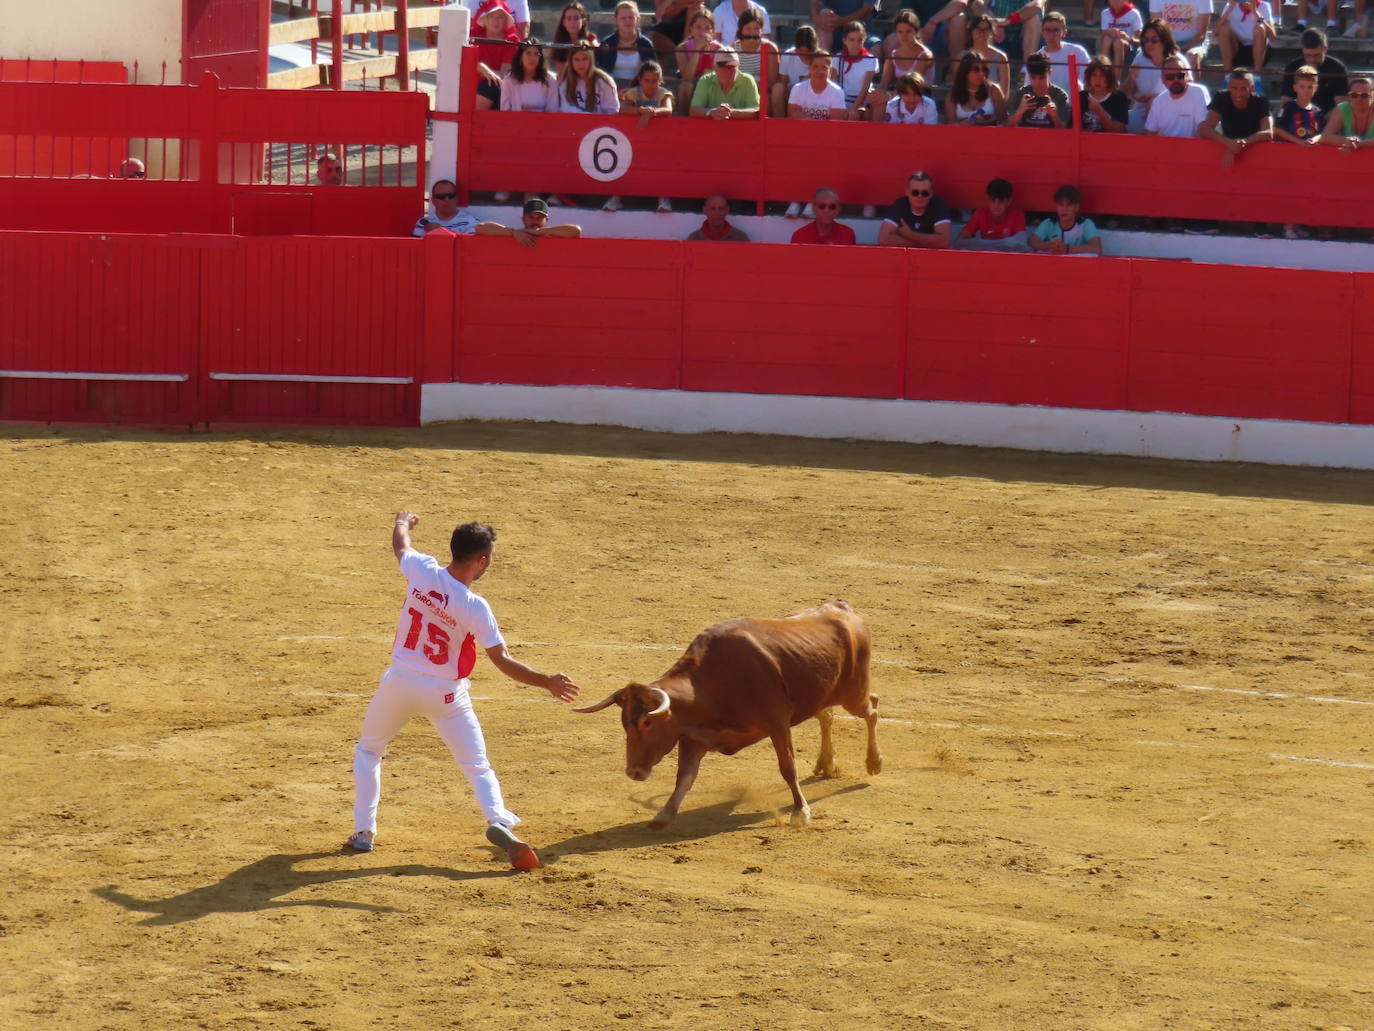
[1199,68,1273,167]
[1280,28,1349,113]
[877,171,955,248]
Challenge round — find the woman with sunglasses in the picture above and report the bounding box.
[946,51,1005,125]
[551,1,598,76]
[500,40,557,110]
[961,14,1010,97]
[1125,18,1179,128]
[1318,74,1374,152]
[869,10,934,122]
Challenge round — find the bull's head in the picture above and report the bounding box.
[573,682,677,781]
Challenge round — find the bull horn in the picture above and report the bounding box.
[572,689,624,714]
[646,687,671,717]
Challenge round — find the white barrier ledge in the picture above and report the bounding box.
[0,370,188,382]
[210,373,413,384]
[421,382,1374,472]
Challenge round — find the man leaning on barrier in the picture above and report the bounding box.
[476,198,583,248]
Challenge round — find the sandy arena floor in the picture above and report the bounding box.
[2,421,1372,1031]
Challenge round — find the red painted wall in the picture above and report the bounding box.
[183,0,268,88]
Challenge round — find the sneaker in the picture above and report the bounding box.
[345,829,374,853]
[656,196,672,213]
[1184,221,1219,235]
[545,194,564,207]
[862,204,877,218]
[486,824,540,870]
[1282,224,1300,240]
[785,201,803,219]
[602,195,623,212]
[493,191,509,203]
[1343,22,1360,35]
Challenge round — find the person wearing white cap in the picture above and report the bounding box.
[688,48,761,118]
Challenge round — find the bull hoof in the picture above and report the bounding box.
[867,755,883,775]
[813,760,840,779]
[790,807,811,828]
[649,809,675,830]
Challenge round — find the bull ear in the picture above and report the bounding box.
[571,688,625,714]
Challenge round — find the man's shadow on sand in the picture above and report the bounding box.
[94,782,867,926]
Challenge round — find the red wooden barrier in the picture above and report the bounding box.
[183,0,270,89]
[1344,274,1374,426]
[0,61,130,177]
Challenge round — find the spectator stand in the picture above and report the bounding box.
[267,0,448,90]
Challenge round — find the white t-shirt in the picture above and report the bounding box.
[834,51,878,105]
[464,0,530,25]
[778,46,812,86]
[612,48,641,85]
[412,209,479,236]
[553,77,620,114]
[1222,0,1272,43]
[713,0,772,45]
[1025,42,1091,93]
[1100,5,1144,37]
[1128,49,1166,100]
[1151,0,1212,45]
[789,79,847,118]
[499,71,556,111]
[886,94,939,124]
[391,551,504,681]
[1144,81,1211,136]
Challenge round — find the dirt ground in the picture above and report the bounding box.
[2,421,1372,1031]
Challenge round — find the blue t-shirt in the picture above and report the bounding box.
[1034,216,1099,246]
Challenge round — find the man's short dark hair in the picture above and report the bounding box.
[1230,67,1254,82]
[1299,27,1327,49]
[1053,184,1081,204]
[431,178,457,195]
[451,522,496,563]
[986,177,1013,200]
[1025,52,1051,76]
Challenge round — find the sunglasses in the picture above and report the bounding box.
[1351,91,1373,99]
[1162,72,1186,81]
[909,188,931,197]
[814,202,839,210]
[432,191,457,200]
[716,61,736,67]
[740,33,761,39]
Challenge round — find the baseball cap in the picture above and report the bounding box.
[715,49,740,66]
[523,198,549,215]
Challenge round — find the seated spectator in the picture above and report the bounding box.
[715,0,773,51]
[1216,0,1275,73]
[1011,51,1070,127]
[963,13,1011,96]
[687,193,751,240]
[500,40,557,110]
[877,170,954,248]
[606,61,675,213]
[774,24,820,116]
[812,0,883,53]
[465,0,530,38]
[117,157,147,179]
[947,50,1006,123]
[733,10,781,90]
[1029,184,1102,254]
[1098,0,1143,74]
[644,1,696,67]
[1079,55,1129,132]
[833,20,879,119]
[476,198,583,247]
[1199,68,1272,168]
[870,11,935,120]
[473,0,521,109]
[679,10,724,112]
[598,1,657,89]
[903,0,970,62]
[1293,0,1338,35]
[1281,29,1348,113]
[1272,65,1324,239]
[689,48,761,118]
[1318,74,1374,151]
[789,50,848,118]
[1144,53,1210,137]
[552,1,598,77]
[315,153,343,186]
[1126,18,1179,129]
[1148,0,1210,74]
[956,177,1028,249]
[413,179,479,235]
[884,71,940,122]
[1031,11,1089,93]
[556,42,620,112]
[979,0,1045,62]
[791,187,858,244]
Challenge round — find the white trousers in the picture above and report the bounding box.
[352,665,519,834]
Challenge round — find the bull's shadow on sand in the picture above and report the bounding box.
[93,851,510,927]
[541,781,870,863]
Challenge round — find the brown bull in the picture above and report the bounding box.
[573,601,882,828]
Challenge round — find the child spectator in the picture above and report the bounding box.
[1272,64,1324,239]
[552,1,598,77]
[500,40,557,111]
[1098,0,1143,75]
[774,24,820,116]
[598,1,657,89]
[956,177,1028,249]
[1011,51,1070,128]
[964,13,1012,97]
[473,0,521,109]
[1032,11,1091,94]
[833,20,879,120]
[884,72,940,123]
[1079,55,1130,131]
[555,42,620,113]
[788,51,847,119]
[607,61,675,213]
[1030,185,1103,255]
[677,9,724,113]
[870,10,935,121]
[947,51,1006,124]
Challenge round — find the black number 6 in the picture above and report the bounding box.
[593,133,619,175]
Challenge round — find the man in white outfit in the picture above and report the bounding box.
[347,513,581,869]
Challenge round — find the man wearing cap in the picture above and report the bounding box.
[689,48,761,119]
[413,179,480,236]
[476,198,583,248]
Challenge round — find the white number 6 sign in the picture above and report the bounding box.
[578,127,633,183]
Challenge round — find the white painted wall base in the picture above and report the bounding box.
[421,382,1374,471]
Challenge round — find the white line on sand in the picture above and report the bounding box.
[1137,739,1374,770]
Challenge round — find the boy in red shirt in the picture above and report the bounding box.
[956,178,1028,250]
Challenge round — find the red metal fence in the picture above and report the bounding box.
[2,230,1371,428]
[0,74,427,236]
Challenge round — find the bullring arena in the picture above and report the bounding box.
[4,420,1372,1029]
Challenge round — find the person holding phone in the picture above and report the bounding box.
[1010,51,1069,127]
